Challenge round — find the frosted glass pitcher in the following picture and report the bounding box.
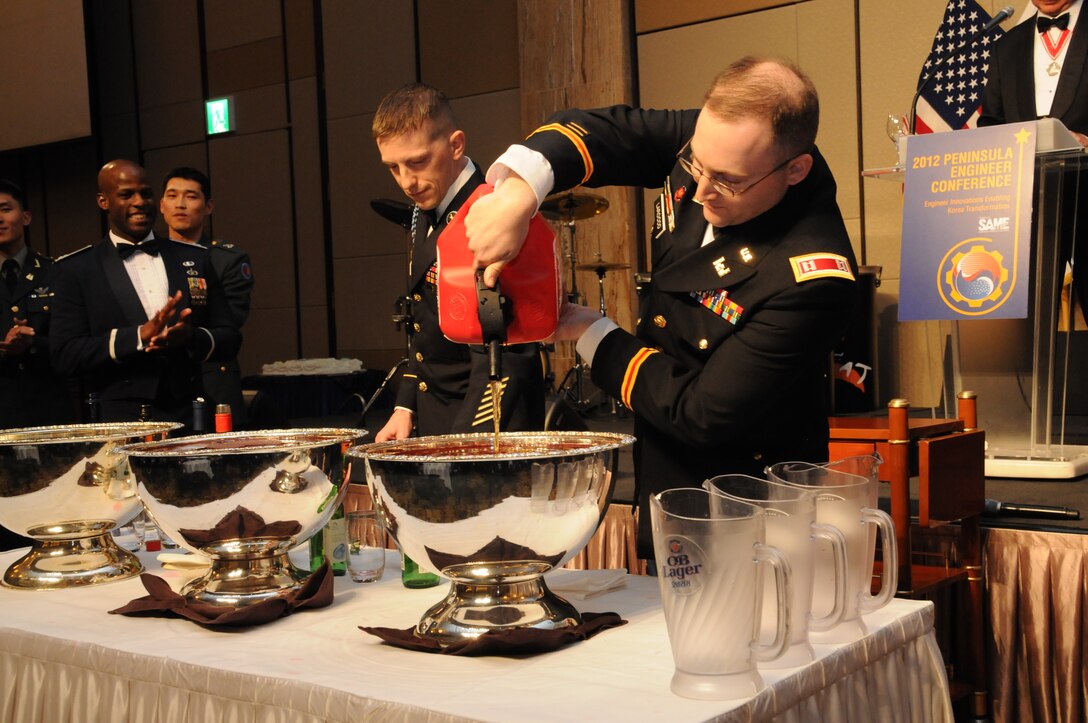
[766,461,897,643]
[650,488,792,700]
[704,474,848,668]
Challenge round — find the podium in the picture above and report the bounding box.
[951,120,1088,478]
[875,119,1088,478]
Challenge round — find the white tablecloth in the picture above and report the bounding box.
[0,549,951,722]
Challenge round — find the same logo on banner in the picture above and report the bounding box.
[899,123,1036,320]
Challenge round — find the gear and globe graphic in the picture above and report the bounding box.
[940,243,1009,311]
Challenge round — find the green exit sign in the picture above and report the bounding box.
[205,97,235,135]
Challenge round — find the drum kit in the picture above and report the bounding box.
[368,190,631,415]
[538,191,629,413]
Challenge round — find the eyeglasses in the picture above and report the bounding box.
[676,139,794,198]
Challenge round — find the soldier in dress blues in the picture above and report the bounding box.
[371,83,544,440]
[161,167,253,427]
[0,179,74,431]
[465,57,859,555]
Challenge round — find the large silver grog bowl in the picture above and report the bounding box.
[0,422,181,589]
[352,431,635,645]
[120,428,365,607]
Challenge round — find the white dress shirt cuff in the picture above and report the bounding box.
[575,317,620,367]
[487,145,555,208]
[393,406,415,416]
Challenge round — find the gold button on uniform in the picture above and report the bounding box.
[653,315,666,328]
[412,293,422,302]
[418,381,428,392]
[220,365,228,372]
[698,339,709,350]
[413,323,422,333]
[415,352,424,362]
[10,306,18,313]
[753,453,763,461]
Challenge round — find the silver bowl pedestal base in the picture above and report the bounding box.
[3,522,142,589]
[417,574,580,644]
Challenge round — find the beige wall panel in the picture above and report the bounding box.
[204,0,283,51]
[333,254,407,364]
[284,0,317,79]
[300,304,330,359]
[635,0,797,33]
[138,100,206,151]
[419,0,519,99]
[241,307,299,372]
[450,89,522,170]
[797,0,859,242]
[858,0,948,286]
[207,38,285,97]
[131,2,202,110]
[327,114,406,260]
[289,78,328,309]
[322,1,416,121]
[207,131,295,317]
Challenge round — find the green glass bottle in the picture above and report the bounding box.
[401,553,440,588]
[310,503,348,576]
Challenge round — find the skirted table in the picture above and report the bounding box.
[0,549,951,722]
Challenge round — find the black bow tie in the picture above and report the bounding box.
[116,238,160,259]
[1037,13,1070,33]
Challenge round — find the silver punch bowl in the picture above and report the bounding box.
[0,422,181,590]
[120,428,364,607]
[352,431,635,645]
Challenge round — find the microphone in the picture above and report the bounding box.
[984,498,1081,520]
[908,5,1014,133]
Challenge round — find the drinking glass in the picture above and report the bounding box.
[347,510,386,583]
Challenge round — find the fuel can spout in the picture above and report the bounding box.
[475,269,509,382]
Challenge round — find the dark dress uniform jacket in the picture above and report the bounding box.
[519,106,858,554]
[202,239,253,427]
[979,13,1088,133]
[50,236,242,422]
[0,249,74,428]
[979,13,1088,314]
[396,166,544,435]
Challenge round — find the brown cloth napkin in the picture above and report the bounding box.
[109,562,333,627]
[179,506,302,548]
[359,612,626,656]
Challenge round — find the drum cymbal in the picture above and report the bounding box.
[370,198,413,230]
[575,260,631,272]
[540,192,609,221]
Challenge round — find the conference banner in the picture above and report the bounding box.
[899,122,1036,321]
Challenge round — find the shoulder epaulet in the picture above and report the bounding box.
[210,239,237,250]
[55,245,92,262]
[167,237,208,250]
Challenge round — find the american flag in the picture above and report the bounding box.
[914,0,1006,133]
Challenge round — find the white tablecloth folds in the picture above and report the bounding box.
[0,549,952,722]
